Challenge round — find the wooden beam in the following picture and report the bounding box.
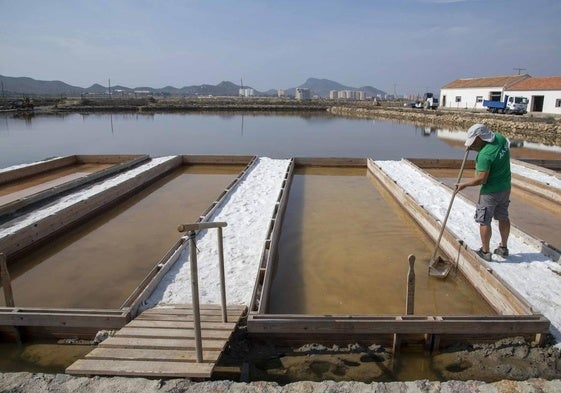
[0,156,77,186]
[247,314,549,336]
[0,253,14,307]
[293,157,367,167]
[0,308,129,329]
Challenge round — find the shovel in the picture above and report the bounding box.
[428,149,469,278]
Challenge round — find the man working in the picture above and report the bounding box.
[456,123,511,261]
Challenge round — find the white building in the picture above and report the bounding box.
[295,88,311,100]
[439,75,529,110]
[506,77,561,114]
[440,74,561,115]
[330,90,366,100]
[239,88,254,97]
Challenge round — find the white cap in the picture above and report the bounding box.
[465,124,495,147]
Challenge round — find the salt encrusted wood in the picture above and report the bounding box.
[0,155,149,218]
[0,156,181,260]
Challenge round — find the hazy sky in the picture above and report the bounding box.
[1,0,559,95]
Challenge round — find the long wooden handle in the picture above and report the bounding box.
[429,149,470,263]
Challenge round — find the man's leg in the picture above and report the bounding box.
[498,218,510,248]
[480,224,492,253]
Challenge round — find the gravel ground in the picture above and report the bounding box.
[2,372,561,393]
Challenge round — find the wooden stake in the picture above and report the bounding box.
[1,253,15,307]
[188,232,203,363]
[406,254,415,315]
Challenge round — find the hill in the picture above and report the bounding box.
[0,75,386,98]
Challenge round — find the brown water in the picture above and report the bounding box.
[0,165,244,308]
[0,164,110,205]
[268,167,494,315]
[429,168,561,251]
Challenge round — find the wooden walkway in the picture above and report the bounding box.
[66,304,246,378]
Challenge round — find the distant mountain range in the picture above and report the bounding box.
[0,75,386,98]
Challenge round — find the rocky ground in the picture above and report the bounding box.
[2,372,561,393]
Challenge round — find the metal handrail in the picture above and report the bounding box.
[177,221,228,363]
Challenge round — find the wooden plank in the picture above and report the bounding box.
[246,314,549,335]
[181,155,254,165]
[76,154,146,164]
[135,312,241,322]
[98,336,228,350]
[0,156,77,185]
[66,359,214,378]
[115,327,232,339]
[293,157,367,167]
[256,159,294,314]
[126,319,236,330]
[0,307,129,329]
[141,305,245,316]
[86,347,221,362]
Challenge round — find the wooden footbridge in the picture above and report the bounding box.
[66,304,246,378]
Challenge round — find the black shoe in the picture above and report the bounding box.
[493,246,509,257]
[476,248,492,262]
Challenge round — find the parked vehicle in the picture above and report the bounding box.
[423,92,439,110]
[407,93,439,110]
[483,95,528,115]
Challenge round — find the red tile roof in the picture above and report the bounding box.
[507,76,561,91]
[442,75,530,89]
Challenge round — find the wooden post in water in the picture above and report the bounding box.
[406,254,415,315]
[188,231,203,363]
[1,253,15,307]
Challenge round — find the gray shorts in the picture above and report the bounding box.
[475,189,511,226]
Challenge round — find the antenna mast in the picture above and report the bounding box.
[513,67,527,75]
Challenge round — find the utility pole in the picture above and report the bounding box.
[513,67,527,75]
[240,77,244,98]
[393,83,398,99]
[1,82,4,98]
[108,78,112,98]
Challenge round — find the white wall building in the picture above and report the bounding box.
[439,75,529,110]
[440,74,561,115]
[506,77,561,115]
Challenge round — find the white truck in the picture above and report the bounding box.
[483,95,528,115]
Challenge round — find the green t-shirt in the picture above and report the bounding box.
[475,132,511,194]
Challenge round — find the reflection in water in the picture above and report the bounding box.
[0,113,491,168]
